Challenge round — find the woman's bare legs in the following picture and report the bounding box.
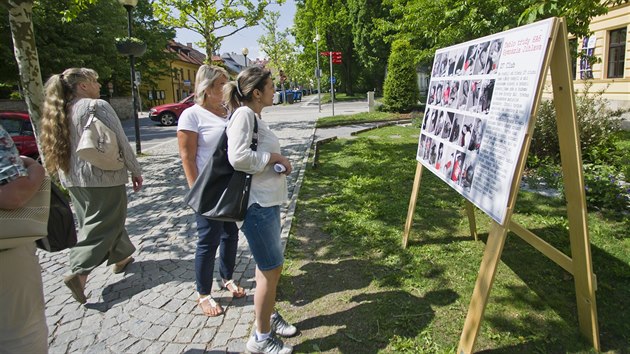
[254,266,282,333]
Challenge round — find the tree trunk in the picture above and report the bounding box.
[6,0,44,136]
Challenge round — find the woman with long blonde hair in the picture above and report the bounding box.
[41,67,143,304]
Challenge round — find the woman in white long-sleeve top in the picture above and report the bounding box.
[223,67,296,354]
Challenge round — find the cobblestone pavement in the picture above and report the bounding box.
[38,101,369,353]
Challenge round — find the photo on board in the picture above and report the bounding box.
[434,110,446,137]
[450,151,467,183]
[442,112,455,140]
[460,154,477,192]
[457,80,470,110]
[449,113,462,143]
[422,108,432,130]
[480,79,496,114]
[459,116,475,148]
[440,145,457,179]
[448,80,460,108]
[434,142,445,171]
[466,80,482,112]
[462,44,478,76]
[488,38,504,74]
[468,117,485,152]
[473,41,491,75]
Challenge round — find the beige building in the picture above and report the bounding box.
[571,4,629,115]
[143,41,210,106]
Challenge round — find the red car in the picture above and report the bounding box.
[0,111,39,159]
[149,94,194,126]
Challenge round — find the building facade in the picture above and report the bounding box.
[572,4,629,113]
[143,41,207,106]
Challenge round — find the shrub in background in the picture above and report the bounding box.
[528,83,629,212]
[382,39,420,113]
[530,83,624,166]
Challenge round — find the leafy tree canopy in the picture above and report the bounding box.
[152,0,284,60]
[1,0,175,94]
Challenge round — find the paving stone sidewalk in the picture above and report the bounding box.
[38,101,370,353]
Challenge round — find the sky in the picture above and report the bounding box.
[174,1,297,60]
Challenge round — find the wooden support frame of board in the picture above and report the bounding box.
[402,17,599,353]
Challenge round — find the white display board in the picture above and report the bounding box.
[416,18,555,224]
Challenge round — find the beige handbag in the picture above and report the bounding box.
[76,100,124,170]
[0,176,51,249]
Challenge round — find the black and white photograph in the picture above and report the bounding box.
[468,117,485,152]
[473,41,491,75]
[487,38,504,74]
[459,154,477,192]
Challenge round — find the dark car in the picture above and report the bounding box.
[0,111,38,158]
[149,94,194,126]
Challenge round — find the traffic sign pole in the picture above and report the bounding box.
[329,52,334,116]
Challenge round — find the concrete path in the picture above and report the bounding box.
[38,100,370,353]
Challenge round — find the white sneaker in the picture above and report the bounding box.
[271,311,298,337]
[246,334,293,354]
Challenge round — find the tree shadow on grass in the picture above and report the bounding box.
[290,289,458,354]
[473,227,630,353]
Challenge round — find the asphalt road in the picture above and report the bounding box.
[120,94,372,154]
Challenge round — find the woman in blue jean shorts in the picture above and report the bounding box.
[224,67,297,354]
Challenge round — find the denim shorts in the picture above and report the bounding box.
[241,203,284,271]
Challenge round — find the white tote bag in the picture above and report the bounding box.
[76,100,124,170]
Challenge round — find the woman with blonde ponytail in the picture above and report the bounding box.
[224,67,296,354]
[40,68,143,304]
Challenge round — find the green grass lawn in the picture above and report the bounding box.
[277,125,630,353]
[318,92,366,104]
[316,112,409,128]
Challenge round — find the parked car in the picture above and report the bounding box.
[149,94,194,126]
[0,111,38,158]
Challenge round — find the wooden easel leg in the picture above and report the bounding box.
[458,222,508,354]
[465,201,478,241]
[549,19,600,351]
[402,162,424,249]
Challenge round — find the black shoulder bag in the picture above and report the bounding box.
[183,114,258,221]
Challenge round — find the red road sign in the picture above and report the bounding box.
[320,51,330,56]
[332,52,342,64]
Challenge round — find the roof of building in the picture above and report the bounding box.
[167,40,207,65]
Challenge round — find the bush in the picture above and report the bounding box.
[582,164,629,211]
[382,39,420,113]
[528,84,629,212]
[530,83,624,167]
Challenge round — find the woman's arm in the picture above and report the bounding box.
[0,157,46,210]
[177,130,199,187]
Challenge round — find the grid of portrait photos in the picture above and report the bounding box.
[417,37,504,193]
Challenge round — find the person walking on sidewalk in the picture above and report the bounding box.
[0,126,49,353]
[177,64,246,317]
[40,67,143,304]
[224,67,297,354]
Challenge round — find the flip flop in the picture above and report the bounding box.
[64,273,87,304]
[197,296,223,317]
[112,256,134,274]
[222,279,246,298]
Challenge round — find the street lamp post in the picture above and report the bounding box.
[119,0,141,155]
[242,47,249,69]
[313,30,321,112]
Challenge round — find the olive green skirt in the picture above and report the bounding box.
[67,185,135,274]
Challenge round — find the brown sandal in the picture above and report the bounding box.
[222,279,246,298]
[64,273,87,304]
[112,257,134,274]
[197,296,223,317]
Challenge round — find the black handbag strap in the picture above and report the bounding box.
[250,114,258,151]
